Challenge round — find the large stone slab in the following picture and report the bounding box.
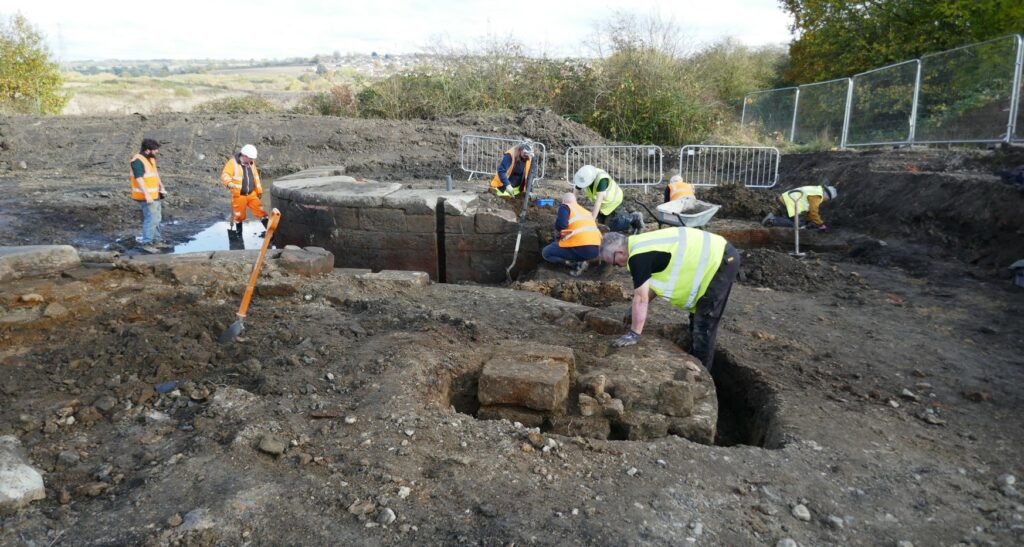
[272,176,401,207]
[279,247,335,276]
[0,436,45,515]
[0,245,80,283]
[478,359,570,413]
[383,189,478,215]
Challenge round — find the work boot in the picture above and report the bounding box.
[630,212,645,235]
[570,261,589,277]
[227,227,238,240]
[259,217,269,238]
[234,222,243,239]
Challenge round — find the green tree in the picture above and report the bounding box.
[780,0,1024,82]
[0,13,69,114]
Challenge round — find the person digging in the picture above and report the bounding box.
[490,140,537,198]
[599,228,740,371]
[541,193,601,276]
[762,183,838,231]
[573,164,644,235]
[221,144,269,239]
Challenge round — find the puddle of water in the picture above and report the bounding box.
[173,221,269,254]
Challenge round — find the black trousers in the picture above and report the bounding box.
[688,243,740,370]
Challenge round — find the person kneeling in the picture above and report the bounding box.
[541,193,601,276]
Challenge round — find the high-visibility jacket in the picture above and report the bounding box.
[627,226,726,312]
[490,148,532,190]
[667,179,695,201]
[221,156,262,197]
[558,203,601,248]
[584,169,623,216]
[780,185,824,218]
[129,154,161,201]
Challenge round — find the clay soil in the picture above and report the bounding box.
[1,112,1024,545]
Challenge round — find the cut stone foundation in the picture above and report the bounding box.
[271,170,541,283]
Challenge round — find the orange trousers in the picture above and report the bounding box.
[232,193,267,222]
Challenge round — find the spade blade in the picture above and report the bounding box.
[218,319,244,344]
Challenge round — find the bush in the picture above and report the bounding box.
[295,85,358,116]
[192,95,279,114]
[0,14,70,114]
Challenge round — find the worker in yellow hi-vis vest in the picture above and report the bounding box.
[762,184,838,231]
[598,228,741,370]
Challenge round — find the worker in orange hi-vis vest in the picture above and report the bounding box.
[664,175,696,204]
[541,193,602,276]
[129,138,168,253]
[221,144,269,239]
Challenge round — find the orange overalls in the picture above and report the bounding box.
[221,155,267,222]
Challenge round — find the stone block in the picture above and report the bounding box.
[491,343,575,377]
[332,207,360,230]
[444,214,475,235]
[547,415,611,440]
[477,405,546,428]
[668,406,716,445]
[584,311,628,336]
[0,246,81,283]
[474,209,518,234]
[382,189,443,215]
[0,435,45,515]
[360,208,407,232]
[478,359,570,413]
[579,394,601,417]
[358,270,431,288]
[658,381,695,417]
[278,247,334,276]
[618,411,671,441]
[405,214,437,234]
[271,176,401,207]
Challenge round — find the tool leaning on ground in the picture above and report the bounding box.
[505,175,536,282]
[218,208,282,344]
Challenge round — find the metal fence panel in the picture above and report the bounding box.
[741,88,798,140]
[678,145,780,189]
[459,135,546,181]
[916,36,1022,143]
[564,145,663,187]
[793,78,850,146]
[846,60,920,146]
[1012,36,1024,143]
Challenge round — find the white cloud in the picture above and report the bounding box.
[1,0,792,61]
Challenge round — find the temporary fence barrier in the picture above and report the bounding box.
[846,60,921,147]
[678,145,780,189]
[564,145,663,188]
[740,34,1024,148]
[459,135,546,181]
[741,87,798,141]
[792,78,851,146]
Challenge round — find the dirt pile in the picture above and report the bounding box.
[511,278,631,308]
[738,248,864,293]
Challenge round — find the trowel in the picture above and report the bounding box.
[505,175,536,282]
[218,208,282,344]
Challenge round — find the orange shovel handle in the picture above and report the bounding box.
[236,208,282,318]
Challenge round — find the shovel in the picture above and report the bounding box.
[218,208,282,344]
[505,175,536,282]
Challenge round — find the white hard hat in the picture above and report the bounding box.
[670,174,683,183]
[520,140,534,157]
[240,144,258,159]
[573,165,598,189]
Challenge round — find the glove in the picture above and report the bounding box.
[612,330,640,348]
[621,307,632,326]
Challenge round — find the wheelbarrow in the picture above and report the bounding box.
[633,198,721,229]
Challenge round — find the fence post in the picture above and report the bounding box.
[907,60,922,146]
[740,94,749,126]
[790,88,801,142]
[1006,35,1024,143]
[840,78,853,150]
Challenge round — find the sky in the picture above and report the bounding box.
[2,0,793,61]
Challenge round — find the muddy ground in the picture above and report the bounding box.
[1,112,1024,545]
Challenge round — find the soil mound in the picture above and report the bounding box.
[738,248,861,292]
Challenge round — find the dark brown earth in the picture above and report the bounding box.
[1,112,1024,545]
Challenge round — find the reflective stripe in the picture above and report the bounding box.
[559,225,600,241]
[648,228,687,300]
[683,231,712,309]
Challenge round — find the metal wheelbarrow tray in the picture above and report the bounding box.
[654,199,721,228]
